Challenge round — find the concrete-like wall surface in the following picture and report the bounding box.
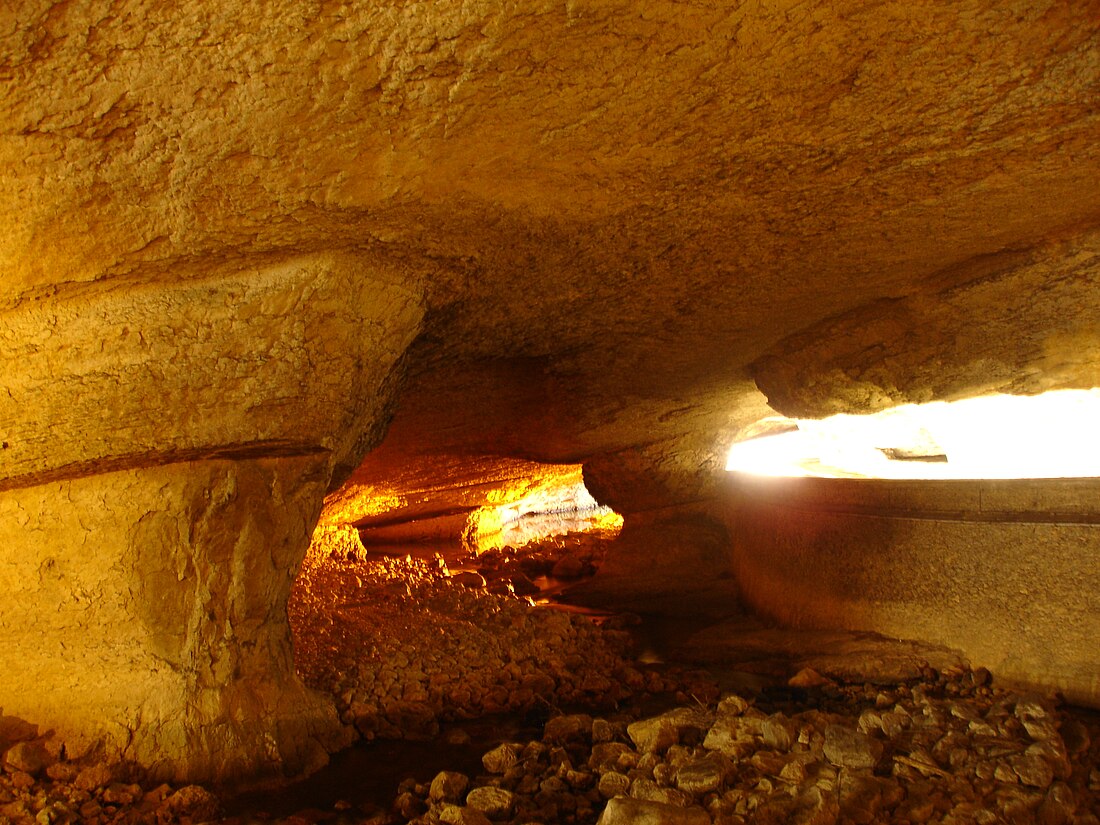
[723,474,1100,707]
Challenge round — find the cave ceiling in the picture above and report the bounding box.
[3,0,1099,497]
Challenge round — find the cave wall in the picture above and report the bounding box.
[722,474,1100,707]
[753,231,1100,418]
[2,0,1099,782]
[0,254,422,783]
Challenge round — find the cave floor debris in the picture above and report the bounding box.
[2,528,1098,824]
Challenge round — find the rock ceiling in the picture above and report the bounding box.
[4,2,1100,486]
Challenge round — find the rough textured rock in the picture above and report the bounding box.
[0,254,420,782]
[823,724,884,770]
[565,507,741,617]
[724,474,1100,707]
[753,232,1100,417]
[0,457,353,783]
[0,254,422,490]
[597,796,711,825]
[627,708,712,754]
[2,0,1100,784]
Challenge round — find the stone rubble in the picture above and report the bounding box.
[392,673,1100,825]
[289,528,707,743]
[1,526,1098,824]
[0,716,220,825]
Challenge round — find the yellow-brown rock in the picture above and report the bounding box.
[0,456,351,783]
[1,0,1099,783]
[0,254,420,782]
[753,231,1100,418]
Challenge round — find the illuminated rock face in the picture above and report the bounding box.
[0,457,348,782]
[723,475,1100,708]
[2,0,1100,781]
[753,234,1100,418]
[0,255,422,782]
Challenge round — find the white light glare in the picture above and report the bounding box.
[726,389,1100,479]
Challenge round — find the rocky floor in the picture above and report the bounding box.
[2,527,1098,824]
[287,525,706,743]
[387,675,1100,825]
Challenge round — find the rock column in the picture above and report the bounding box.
[0,254,423,783]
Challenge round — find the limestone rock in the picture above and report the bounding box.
[789,668,833,689]
[0,717,37,748]
[598,771,632,799]
[3,741,52,775]
[704,713,764,758]
[838,772,903,825]
[675,751,732,795]
[2,0,1100,786]
[590,742,638,773]
[753,233,1100,418]
[761,716,794,752]
[717,694,752,717]
[440,804,493,825]
[430,771,470,804]
[465,786,515,819]
[823,725,883,770]
[545,714,595,744]
[597,796,711,825]
[628,708,712,754]
[482,743,520,775]
[162,785,220,822]
[1038,782,1077,825]
[1012,753,1056,789]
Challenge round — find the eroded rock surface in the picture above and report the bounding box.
[3,0,1100,784]
[0,255,423,782]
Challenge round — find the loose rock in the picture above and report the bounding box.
[597,796,711,825]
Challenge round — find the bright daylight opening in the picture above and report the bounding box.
[726,389,1100,479]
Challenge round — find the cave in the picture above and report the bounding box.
[1,3,1099,824]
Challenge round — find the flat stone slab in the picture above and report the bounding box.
[674,618,967,685]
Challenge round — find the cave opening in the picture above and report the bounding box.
[726,389,1100,480]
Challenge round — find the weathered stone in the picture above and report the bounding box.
[792,785,840,825]
[676,751,732,795]
[823,725,883,770]
[599,796,710,825]
[74,763,114,791]
[1037,782,1077,825]
[3,741,51,775]
[717,694,751,717]
[628,708,711,754]
[630,777,693,807]
[704,716,758,758]
[394,791,424,820]
[440,804,493,825]
[162,785,220,822]
[0,717,37,747]
[592,718,615,743]
[3,0,1100,787]
[590,742,638,773]
[0,255,420,782]
[838,771,904,825]
[761,716,794,752]
[545,714,594,744]
[465,786,515,819]
[1012,754,1055,789]
[599,771,632,799]
[789,668,833,689]
[482,743,520,775]
[430,771,470,803]
[450,571,488,589]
